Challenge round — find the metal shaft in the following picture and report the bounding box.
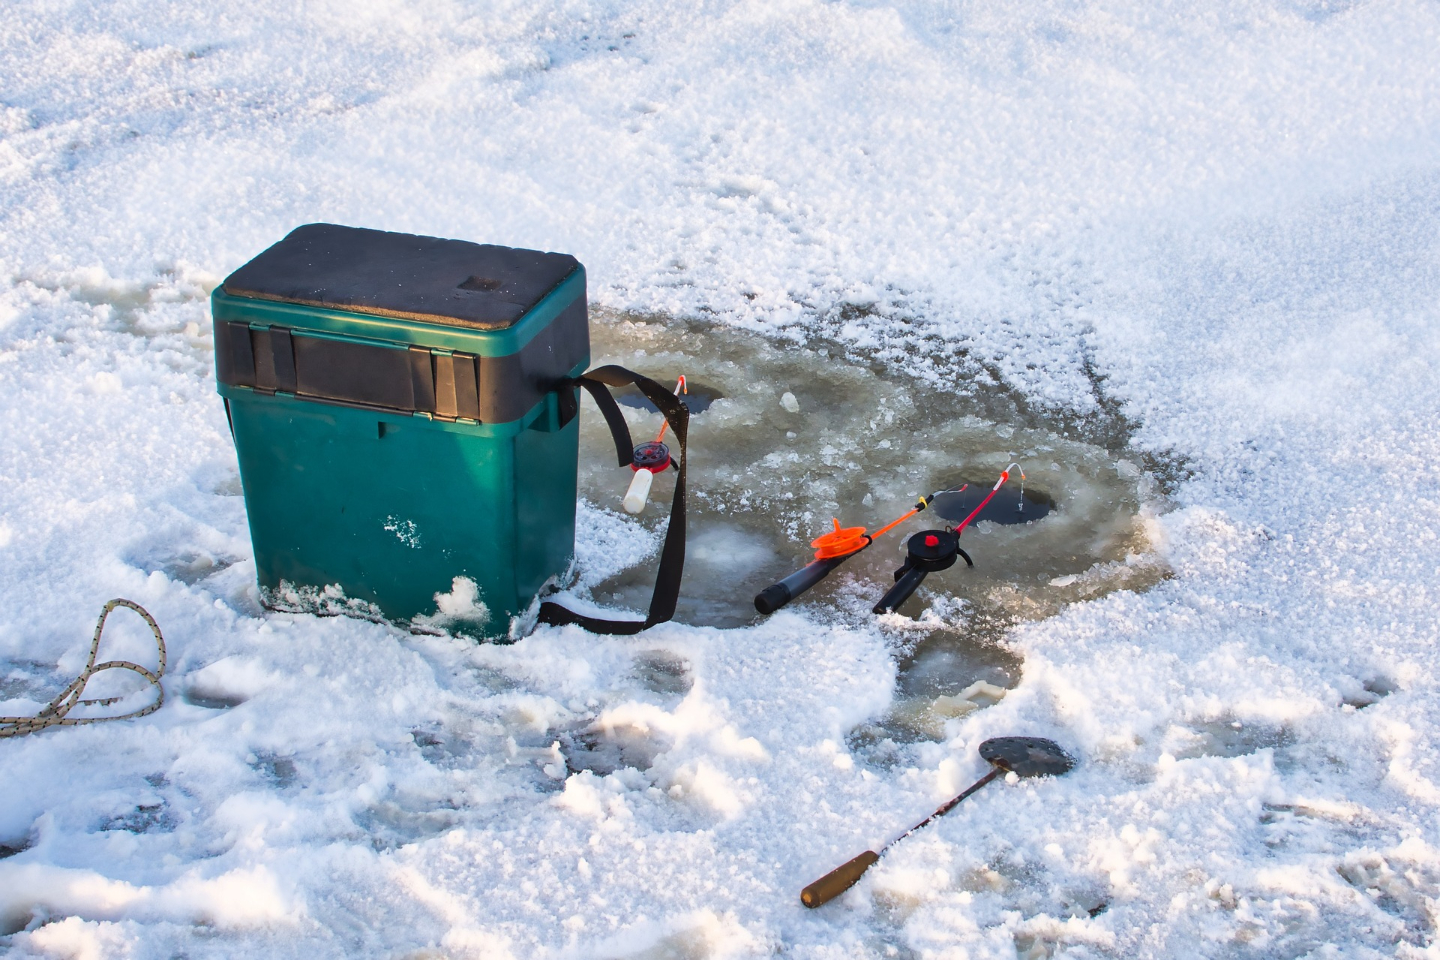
[884,768,1000,851]
[800,767,1001,908]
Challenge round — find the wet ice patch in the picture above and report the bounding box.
[250,752,299,788]
[632,651,693,697]
[100,801,178,835]
[157,550,239,585]
[1342,675,1398,709]
[1164,719,1296,762]
[688,525,774,572]
[573,701,679,777]
[582,313,1168,641]
[870,680,1012,744]
[1336,844,1440,938]
[577,315,1171,768]
[563,723,667,777]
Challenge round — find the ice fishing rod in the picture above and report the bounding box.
[872,462,1023,615]
[799,736,1075,908]
[623,375,686,514]
[754,464,1024,615]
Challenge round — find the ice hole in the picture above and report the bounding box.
[0,832,34,860]
[576,313,1172,744]
[929,484,1055,525]
[614,380,726,414]
[181,688,247,710]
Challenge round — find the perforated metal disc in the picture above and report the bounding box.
[978,736,1075,778]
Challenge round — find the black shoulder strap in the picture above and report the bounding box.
[538,365,688,635]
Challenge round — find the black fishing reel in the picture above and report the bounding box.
[872,529,972,615]
[632,440,673,471]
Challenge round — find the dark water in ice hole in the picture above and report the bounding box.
[580,312,1169,746]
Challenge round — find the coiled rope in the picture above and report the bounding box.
[1,599,166,738]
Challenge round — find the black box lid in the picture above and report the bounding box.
[222,223,580,331]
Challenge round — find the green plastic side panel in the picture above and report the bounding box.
[224,390,580,639]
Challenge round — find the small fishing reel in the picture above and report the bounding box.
[623,441,674,514]
[620,375,687,515]
[872,529,973,615]
[632,440,672,471]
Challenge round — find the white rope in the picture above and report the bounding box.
[1,599,166,738]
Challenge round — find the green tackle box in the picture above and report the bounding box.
[213,223,589,638]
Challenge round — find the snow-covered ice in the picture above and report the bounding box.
[3,0,1440,956]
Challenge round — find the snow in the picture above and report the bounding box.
[4,0,1440,956]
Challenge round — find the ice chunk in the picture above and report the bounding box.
[931,680,1010,720]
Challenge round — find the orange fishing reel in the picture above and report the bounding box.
[811,518,869,559]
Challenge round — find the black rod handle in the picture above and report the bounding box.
[755,553,856,614]
[872,566,929,614]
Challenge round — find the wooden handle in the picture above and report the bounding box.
[800,850,880,908]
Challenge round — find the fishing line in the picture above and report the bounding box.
[623,375,687,515]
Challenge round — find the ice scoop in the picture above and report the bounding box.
[799,736,1076,908]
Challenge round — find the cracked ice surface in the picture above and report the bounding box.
[3,0,1440,956]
